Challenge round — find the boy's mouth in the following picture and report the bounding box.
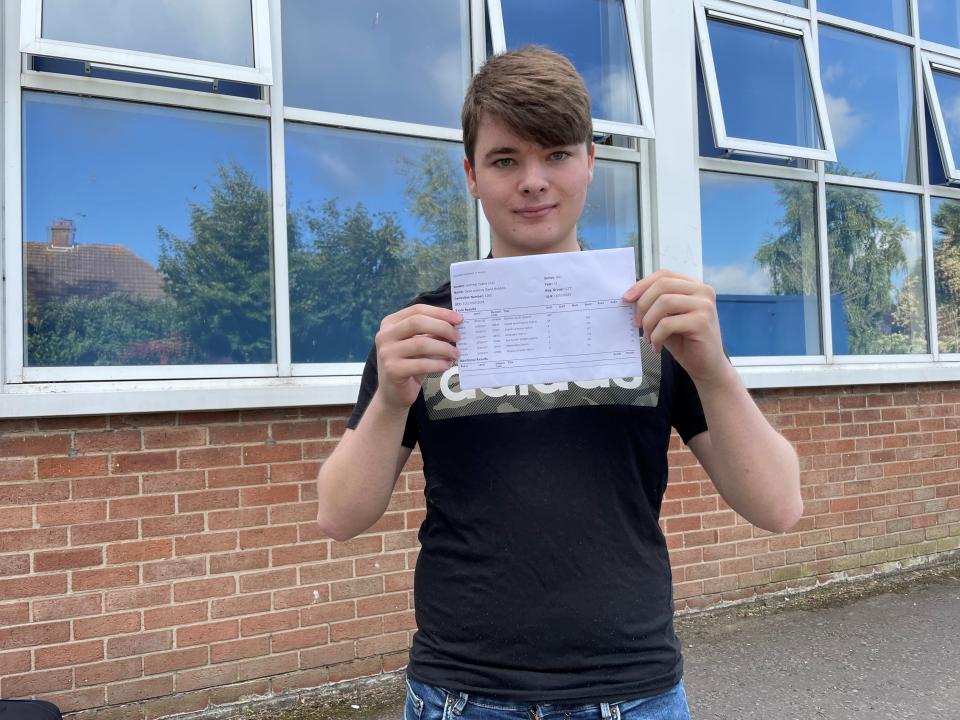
[514,204,556,219]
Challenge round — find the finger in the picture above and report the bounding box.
[383,357,457,379]
[648,314,697,354]
[389,336,461,362]
[634,278,704,327]
[622,269,697,302]
[384,304,463,327]
[379,314,461,345]
[640,293,704,340]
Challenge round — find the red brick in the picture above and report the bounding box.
[270,501,319,525]
[142,557,206,583]
[239,609,299,637]
[34,547,103,571]
[173,576,236,602]
[327,657,381,683]
[75,656,143,686]
[107,630,172,658]
[74,430,141,453]
[356,631,409,658]
[72,475,139,499]
[0,507,33,530]
[207,507,269,530]
[109,495,175,519]
[143,646,208,675]
[0,650,31,674]
[0,434,70,458]
[270,626,329,653]
[300,642,356,669]
[143,427,205,449]
[175,662,238,692]
[356,592,408,618]
[242,443,302,465]
[240,485,299,506]
[180,410,241,425]
[0,555,30,577]
[175,531,237,556]
[177,489,240,513]
[382,611,417,633]
[2,668,73,697]
[0,621,70,650]
[238,652,298,681]
[0,527,67,552]
[210,592,272,619]
[38,456,108,479]
[176,620,238,647]
[301,601,356,626]
[0,462,37,485]
[142,513,205,538]
[36,639,104,669]
[143,602,208,630]
[238,568,297,593]
[207,465,269,489]
[210,636,270,663]
[331,536,383,559]
[239,525,298,549]
[0,602,30,627]
[179,446,241,470]
[105,540,173,565]
[208,424,269,445]
[271,421,325,442]
[0,574,67,600]
[72,565,140,591]
[270,461,321,483]
[105,585,171,612]
[74,611,141,639]
[111,451,177,475]
[209,550,269,575]
[142,470,205,494]
[36,501,106,526]
[107,675,174,705]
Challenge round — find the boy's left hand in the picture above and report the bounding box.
[622,269,729,386]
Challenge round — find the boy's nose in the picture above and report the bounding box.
[518,164,548,194]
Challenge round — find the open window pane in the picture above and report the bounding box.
[817,1,910,34]
[919,0,960,49]
[499,0,645,128]
[41,0,255,67]
[696,4,833,160]
[826,187,927,355]
[285,125,477,363]
[925,60,960,180]
[281,0,470,128]
[22,93,274,368]
[579,160,640,253]
[819,26,918,184]
[930,198,960,352]
[701,172,822,357]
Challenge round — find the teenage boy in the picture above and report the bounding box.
[316,47,802,720]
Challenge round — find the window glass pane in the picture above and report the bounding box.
[501,0,641,125]
[819,26,918,183]
[285,125,477,363]
[701,172,821,357]
[826,186,927,354]
[931,67,960,173]
[930,198,960,352]
[282,0,470,128]
[23,93,274,367]
[579,160,639,253]
[817,0,910,34]
[919,0,960,48]
[41,0,254,67]
[706,18,823,150]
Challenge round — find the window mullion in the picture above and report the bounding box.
[4,0,23,385]
[269,0,290,377]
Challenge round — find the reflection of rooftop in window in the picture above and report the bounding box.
[31,57,261,99]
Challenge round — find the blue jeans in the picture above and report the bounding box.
[404,672,691,720]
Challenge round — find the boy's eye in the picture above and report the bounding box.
[549,151,571,161]
[493,158,514,167]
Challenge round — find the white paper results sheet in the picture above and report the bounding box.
[450,248,643,390]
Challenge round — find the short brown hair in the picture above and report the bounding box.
[461,46,592,166]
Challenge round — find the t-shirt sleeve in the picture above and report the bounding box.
[345,344,419,449]
[669,354,708,445]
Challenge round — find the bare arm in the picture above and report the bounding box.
[624,270,803,533]
[315,304,461,541]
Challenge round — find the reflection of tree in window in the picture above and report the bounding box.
[755,181,927,354]
[931,201,960,352]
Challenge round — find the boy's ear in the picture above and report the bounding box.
[463,157,480,199]
[587,142,596,183]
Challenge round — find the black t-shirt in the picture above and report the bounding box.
[347,281,708,703]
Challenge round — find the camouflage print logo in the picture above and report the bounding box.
[422,342,662,419]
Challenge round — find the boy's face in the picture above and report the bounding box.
[464,114,594,257]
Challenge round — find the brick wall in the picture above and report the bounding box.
[0,382,958,718]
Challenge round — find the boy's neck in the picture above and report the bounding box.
[489,235,581,259]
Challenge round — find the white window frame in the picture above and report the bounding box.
[487,0,655,139]
[19,0,273,86]
[695,0,837,162]
[922,51,960,182]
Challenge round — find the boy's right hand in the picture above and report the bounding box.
[374,304,462,411]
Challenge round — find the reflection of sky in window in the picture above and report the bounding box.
[819,26,917,183]
[707,18,822,149]
[42,0,254,67]
[919,0,960,48]
[818,0,910,34]
[579,160,638,254]
[282,0,470,128]
[284,123,470,246]
[700,172,816,294]
[501,0,640,125]
[23,92,271,267]
[932,68,960,171]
